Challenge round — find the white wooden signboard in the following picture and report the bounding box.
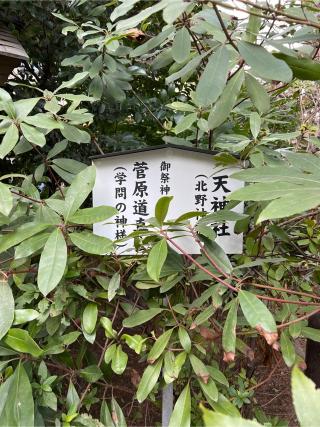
[92,144,244,254]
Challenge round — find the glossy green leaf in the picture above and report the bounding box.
[123,308,164,328]
[63,166,96,220]
[100,317,117,339]
[195,46,229,107]
[273,52,320,80]
[189,354,210,383]
[79,365,103,383]
[68,205,118,224]
[136,358,163,403]
[174,113,197,134]
[82,303,98,334]
[4,329,43,357]
[108,272,121,302]
[245,73,270,114]
[238,290,277,334]
[100,401,114,427]
[131,26,174,58]
[15,232,50,259]
[0,363,34,427]
[0,280,14,340]
[222,299,238,355]
[155,196,173,225]
[147,328,173,363]
[201,238,233,274]
[168,383,191,427]
[202,406,262,427]
[0,222,47,253]
[0,183,12,216]
[280,330,296,367]
[111,345,128,375]
[38,228,67,296]
[66,380,80,411]
[13,309,39,325]
[199,378,218,402]
[24,113,64,130]
[249,112,261,139]
[178,327,191,353]
[121,334,147,354]
[0,123,19,159]
[172,27,191,64]
[20,123,45,147]
[301,326,320,342]
[238,41,292,82]
[55,71,89,92]
[147,239,168,282]
[70,231,113,255]
[208,70,244,129]
[292,366,320,427]
[111,397,127,427]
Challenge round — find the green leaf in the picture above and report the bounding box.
[108,272,121,302]
[131,26,174,58]
[238,41,292,82]
[0,222,44,254]
[189,354,210,383]
[111,345,128,375]
[147,239,168,282]
[121,334,147,354]
[70,231,113,255]
[208,70,244,129]
[100,401,114,427]
[52,158,86,175]
[202,406,262,427]
[47,140,68,160]
[0,363,34,427]
[178,327,191,353]
[167,102,196,112]
[195,46,229,107]
[228,182,308,202]
[0,280,14,340]
[4,329,43,357]
[301,326,320,342]
[238,290,277,336]
[55,71,89,92]
[280,330,296,367]
[245,73,270,114]
[82,303,98,334]
[15,232,50,259]
[166,53,206,84]
[193,305,215,327]
[249,112,261,139]
[64,166,96,220]
[101,317,117,339]
[38,228,67,296]
[172,27,191,64]
[79,365,103,383]
[155,196,173,225]
[123,308,164,328]
[68,205,118,224]
[13,309,39,325]
[0,183,12,216]
[201,238,233,274]
[258,191,320,222]
[136,358,163,403]
[174,113,198,134]
[147,328,173,363]
[20,123,45,147]
[24,113,64,130]
[0,123,19,159]
[273,52,320,80]
[168,383,191,427]
[60,124,90,144]
[292,366,320,427]
[111,397,127,427]
[222,299,238,355]
[199,378,218,402]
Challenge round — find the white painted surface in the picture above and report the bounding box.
[92,147,244,254]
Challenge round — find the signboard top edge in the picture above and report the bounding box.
[90,143,222,161]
